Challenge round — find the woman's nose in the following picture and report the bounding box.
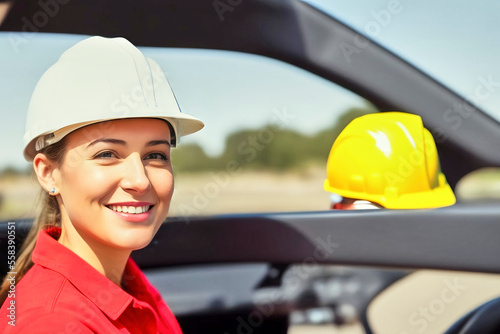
[120,153,151,194]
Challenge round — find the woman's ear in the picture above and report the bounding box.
[33,153,60,195]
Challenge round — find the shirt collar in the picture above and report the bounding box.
[32,227,145,320]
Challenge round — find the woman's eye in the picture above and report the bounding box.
[145,152,168,161]
[95,151,117,159]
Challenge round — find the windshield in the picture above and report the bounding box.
[0,32,378,219]
[2,1,500,220]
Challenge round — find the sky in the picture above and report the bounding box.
[310,0,500,112]
[2,0,500,169]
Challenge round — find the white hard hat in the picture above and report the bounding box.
[23,36,204,161]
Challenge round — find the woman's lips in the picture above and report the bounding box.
[110,205,151,214]
[106,202,154,222]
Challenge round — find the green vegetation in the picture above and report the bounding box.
[172,107,373,172]
[0,166,31,178]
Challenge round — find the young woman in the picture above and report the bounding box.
[0,36,204,333]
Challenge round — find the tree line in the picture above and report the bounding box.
[172,107,373,173]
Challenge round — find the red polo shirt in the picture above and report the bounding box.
[0,227,183,333]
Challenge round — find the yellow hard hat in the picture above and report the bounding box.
[323,112,456,209]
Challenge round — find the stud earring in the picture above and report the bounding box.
[50,188,56,194]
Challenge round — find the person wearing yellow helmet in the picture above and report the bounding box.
[324,112,456,210]
[0,36,203,333]
[315,112,456,331]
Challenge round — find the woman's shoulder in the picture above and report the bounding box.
[1,287,117,333]
[1,264,105,331]
[13,264,72,308]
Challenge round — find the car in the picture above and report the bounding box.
[1,1,500,333]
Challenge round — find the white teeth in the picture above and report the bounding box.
[109,205,150,214]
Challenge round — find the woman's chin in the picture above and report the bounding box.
[102,229,157,251]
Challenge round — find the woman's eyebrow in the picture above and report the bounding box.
[86,138,126,149]
[147,140,171,147]
[86,138,171,149]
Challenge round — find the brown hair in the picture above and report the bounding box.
[0,138,67,304]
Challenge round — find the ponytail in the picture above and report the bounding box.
[0,139,66,305]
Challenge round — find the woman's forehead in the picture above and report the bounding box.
[66,118,171,145]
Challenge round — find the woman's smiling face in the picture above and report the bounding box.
[53,118,174,251]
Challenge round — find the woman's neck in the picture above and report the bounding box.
[58,226,131,287]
